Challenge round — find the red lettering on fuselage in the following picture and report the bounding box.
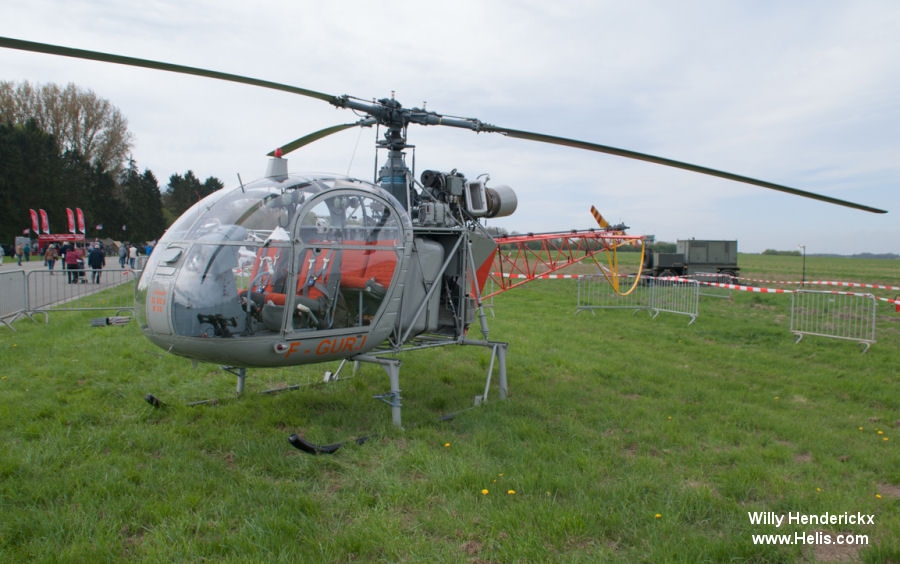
[315,335,367,356]
[150,288,167,313]
[279,335,367,359]
[283,341,303,358]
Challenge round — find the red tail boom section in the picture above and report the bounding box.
[484,229,644,298]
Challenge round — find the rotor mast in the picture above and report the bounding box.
[375,97,414,210]
[333,95,489,211]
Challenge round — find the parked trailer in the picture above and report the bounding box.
[643,239,739,277]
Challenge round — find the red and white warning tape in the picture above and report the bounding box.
[492,273,580,279]
[681,277,900,306]
[491,272,900,307]
[743,278,899,291]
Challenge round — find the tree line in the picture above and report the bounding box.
[0,81,223,246]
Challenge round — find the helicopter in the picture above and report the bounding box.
[0,37,887,427]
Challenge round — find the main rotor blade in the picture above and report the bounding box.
[0,36,340,105]
[268,118,376,156]
[3,36,885,214]
[483,125,887,214]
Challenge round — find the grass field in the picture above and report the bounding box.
[1,255,898,562]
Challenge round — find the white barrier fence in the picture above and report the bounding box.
[25,268,139,312]
[691,273,736,299]
[1,266,138,330]
[576,275,650,312]
[790,290,877,353]
[0,270,30,330]
[576,275,699,324]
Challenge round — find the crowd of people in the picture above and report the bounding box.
[2,239,152,284]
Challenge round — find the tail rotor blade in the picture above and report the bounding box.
[590,205,610,229]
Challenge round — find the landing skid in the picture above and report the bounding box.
[205,339,508,428]
[355,338,508,428]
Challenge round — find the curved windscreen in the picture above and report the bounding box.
[138,175,405,338]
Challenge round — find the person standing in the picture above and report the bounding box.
[16,242,24,266]
[44,244,59,275]
[64,243,81,283]
[128,243,138,269]
[88,244,106,284]
[118,243,127,268]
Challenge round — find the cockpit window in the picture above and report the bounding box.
[287,191,402,330]
[145,175,405,339]
[182,183,318,244]
[299,192,401,245]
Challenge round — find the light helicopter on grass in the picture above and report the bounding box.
[0,37,887,431]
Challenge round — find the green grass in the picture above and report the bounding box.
[739,254,899,286]
[1,256,899,562]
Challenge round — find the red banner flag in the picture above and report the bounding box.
[76,208,85,234]
[39,209,50,234]
[30,209,39,234]
[66,208,75,234]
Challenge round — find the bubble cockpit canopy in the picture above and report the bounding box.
[136,173,412,365]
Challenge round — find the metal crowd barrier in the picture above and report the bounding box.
[26,268,140,312]
[25,267,138,314]
[651,276,700,323]
[0,265,139,330]
[0,269,31,330]
[689,272,736,299]
[576,275,699,324]
[576,274,651,313]
[790,290,877,353]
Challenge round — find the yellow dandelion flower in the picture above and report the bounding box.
[444,442,450,448]
[876,494,882,499]
[481,489,489,495]
[507,489,516,495]
[878,430,884,435]
[655,513,662,519]
[859,427,864,431]
[816,488,822,492]
[884,437,889,441]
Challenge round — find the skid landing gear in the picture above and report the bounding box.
[356,339,508,428]
[222,366,247,394]
[189,340,508,431]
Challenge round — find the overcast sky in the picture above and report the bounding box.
[2,1,898,254]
